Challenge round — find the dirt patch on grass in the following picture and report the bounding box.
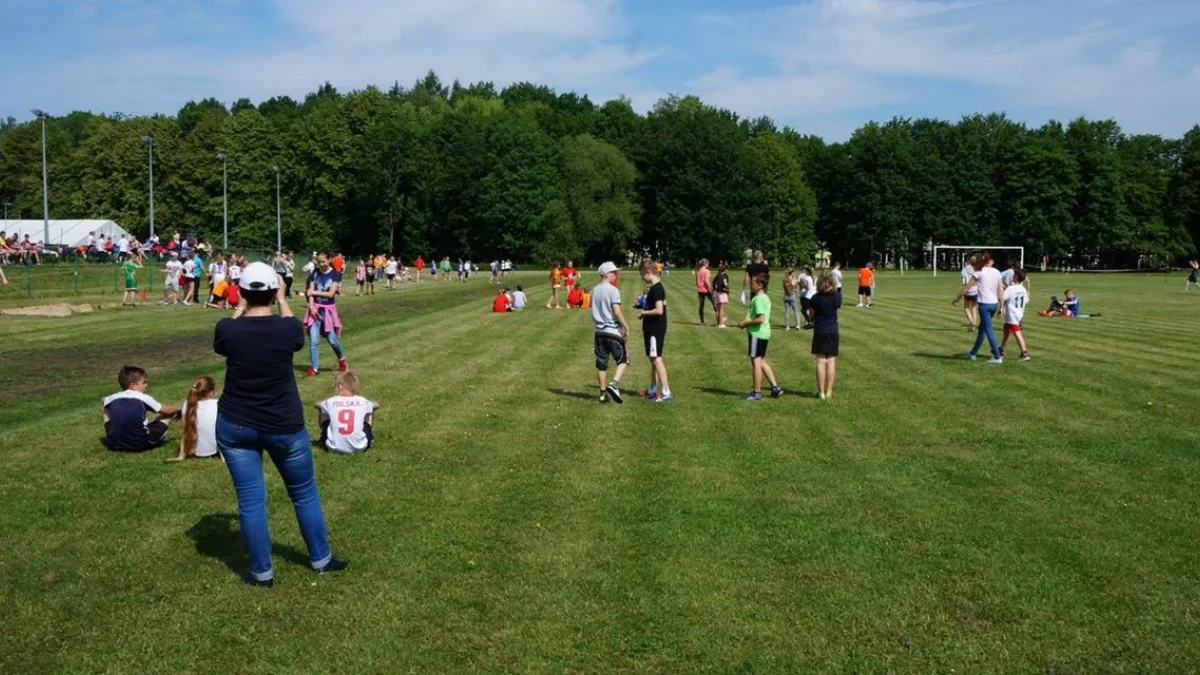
[0,303,98,317]
[0,331,217,404]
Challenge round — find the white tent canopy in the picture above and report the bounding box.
[0,220,131,247]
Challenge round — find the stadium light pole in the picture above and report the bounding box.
[32,109,50,246]
[141,136,155,240]
[216,153,228,249]
[273,165,282,251]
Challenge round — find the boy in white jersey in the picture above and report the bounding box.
[1000,269,1031,362]
[317,371,380,454]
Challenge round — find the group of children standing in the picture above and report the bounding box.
[590,260,843,403]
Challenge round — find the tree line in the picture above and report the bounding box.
[1,71,1197,267]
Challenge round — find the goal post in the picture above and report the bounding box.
[932,245,1024,277]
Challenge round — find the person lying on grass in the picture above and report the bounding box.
[1038,290,1100,319]
[316,371,379,454]
[102,366,181,452]
[169,376,220,461]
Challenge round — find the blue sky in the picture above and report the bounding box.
[2,0,1198,139]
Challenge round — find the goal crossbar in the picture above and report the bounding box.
[933,245,1024,277]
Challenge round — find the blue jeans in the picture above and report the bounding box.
[971,303,1001,359]
[216,414,332,581]
[309,318,344,370]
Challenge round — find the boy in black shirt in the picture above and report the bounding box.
[636,260,673,402]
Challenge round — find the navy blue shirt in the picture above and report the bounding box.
[214,316,306,434]
[103,390,163,449]
[810,291,842,335]
[309,270,341,306]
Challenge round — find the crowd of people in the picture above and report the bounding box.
[92,242,1159,588]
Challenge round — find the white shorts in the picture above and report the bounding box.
[164,279,180,292]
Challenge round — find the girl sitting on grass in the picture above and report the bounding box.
[170,376,220,461]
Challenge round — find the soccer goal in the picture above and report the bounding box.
[932,245,1025,277]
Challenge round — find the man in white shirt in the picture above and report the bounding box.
[117,235,130,256]
[1000,268,1031,361]
[831,262,843,292]
[161,252,183,305]
[317,372,378,454]
[512,285,527,310]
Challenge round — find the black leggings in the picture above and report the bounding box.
[284,275,294,297]
[698,292,714,323]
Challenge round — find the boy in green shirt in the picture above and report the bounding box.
[121,254,143,307]
[738,273,783,400]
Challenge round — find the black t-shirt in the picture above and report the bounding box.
[810,291,842,335]
[746,261,770,282]
[642,281,668,333]
[214,316,306,434]
[713,273,728,293]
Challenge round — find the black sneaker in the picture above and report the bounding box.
[606,383,624,404]
[241,572,274,588]
[314,558,349,574]
[770,386,784,399]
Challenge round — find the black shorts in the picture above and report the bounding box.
[748,334,769,359]
[858,286,872,296]
[594,334,630,371]
[356,280,365,286]
[104,420,169,452]
[800,296,812,314]
[812,333,839,356]
[643,329,665,359]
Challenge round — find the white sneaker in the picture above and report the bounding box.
[964,351,976,361]
[856,303,864,307]
[986,357,1003,365]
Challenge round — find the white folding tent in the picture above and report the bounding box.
[0,219,130,247]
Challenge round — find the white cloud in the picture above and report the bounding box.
[692,0,1200,136]
[2,0,654,118]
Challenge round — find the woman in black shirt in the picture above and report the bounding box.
[214,262,347,587]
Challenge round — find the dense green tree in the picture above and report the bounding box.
[0,77,1194,267]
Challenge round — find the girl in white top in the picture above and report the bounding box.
[952,255,980,331]
[171,376,220,460]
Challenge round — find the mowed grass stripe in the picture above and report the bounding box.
[3,270,1200,673]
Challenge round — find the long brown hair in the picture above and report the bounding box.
[182,376,216,457]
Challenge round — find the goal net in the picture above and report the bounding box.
[932,245,1025,277]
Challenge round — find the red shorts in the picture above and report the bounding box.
[1004,323,1021,334]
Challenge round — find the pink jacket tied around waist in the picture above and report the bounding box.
[304,303,343,337]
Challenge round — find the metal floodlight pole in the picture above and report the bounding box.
[141,136,155,239]
[216,153,228,249]
[32,109,50,246]
[273,165,281,251]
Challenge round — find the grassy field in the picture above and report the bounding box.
[2,269,1199,674]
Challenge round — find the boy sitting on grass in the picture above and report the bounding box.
[102,366,180,452]
[317,371,379,454]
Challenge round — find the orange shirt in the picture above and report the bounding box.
[858,268,874,287]
[550,268,563,285]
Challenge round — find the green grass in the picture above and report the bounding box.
[2,270,1199,674]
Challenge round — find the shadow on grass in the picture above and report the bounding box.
[187,513,311,575]
[696,386,821,400]
[911,352,968,361]
[695,386,745,398]
[546,388,595,401]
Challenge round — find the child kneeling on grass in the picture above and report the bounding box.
[317,371,379,454]
[738,273,783,401]
[102,365,181,452]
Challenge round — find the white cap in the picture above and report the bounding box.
[598,262,619,276]
[239,262,279,291]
